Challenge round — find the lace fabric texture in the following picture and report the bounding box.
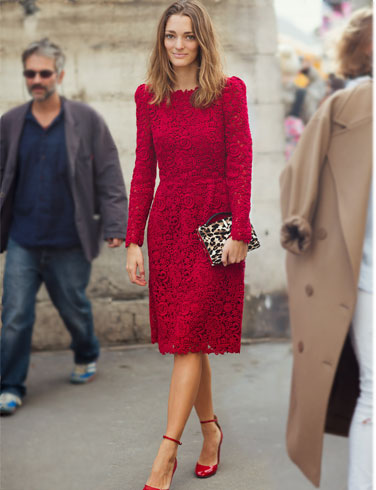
[126,77,253,355]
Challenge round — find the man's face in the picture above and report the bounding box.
[23,54,64,102]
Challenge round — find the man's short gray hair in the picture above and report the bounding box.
[22,38,66,74]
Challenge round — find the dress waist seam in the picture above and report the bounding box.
[158,177,226,186]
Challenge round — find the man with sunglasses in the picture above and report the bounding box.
[0,38,128,415]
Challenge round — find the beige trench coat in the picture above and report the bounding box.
[279,80,372,487]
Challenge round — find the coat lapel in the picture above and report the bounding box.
[63,98,80,180]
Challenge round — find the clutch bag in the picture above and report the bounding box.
[196,212,260,266]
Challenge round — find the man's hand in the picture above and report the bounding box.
[107,238,124,248]
[221,237,248,267]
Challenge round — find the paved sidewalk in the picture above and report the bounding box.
[1,342,347,490]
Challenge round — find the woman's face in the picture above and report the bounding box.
[164,14,199,69]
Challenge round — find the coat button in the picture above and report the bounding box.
[317,228,327,240]
[298,341,304,353]
[0,192,4,198]
[305,285,314,297]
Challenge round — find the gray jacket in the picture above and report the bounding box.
[0,97,128,262]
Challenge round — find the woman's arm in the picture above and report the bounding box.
[222,77,253,265]
[223,76,253,243]
[125,84,157,248]
[126,85,157,285]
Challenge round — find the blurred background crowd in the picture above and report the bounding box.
[276,0,372,158]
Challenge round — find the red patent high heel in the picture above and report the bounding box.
[143,436,182,490]
[195,415,223,478]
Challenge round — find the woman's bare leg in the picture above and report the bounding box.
[194,354,222,466]
[146,352,203,488]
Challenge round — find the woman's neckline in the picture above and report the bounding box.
[172,86,199,94]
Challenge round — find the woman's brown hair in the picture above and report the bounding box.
[336,8,373,79]
[146,0,226,107]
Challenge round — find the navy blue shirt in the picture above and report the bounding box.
[10,101,81,248]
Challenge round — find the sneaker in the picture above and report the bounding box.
[70,362,97,384]
[0,393,22,415]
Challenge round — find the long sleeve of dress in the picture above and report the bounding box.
[125,85,157,247]
[222,77,253,242]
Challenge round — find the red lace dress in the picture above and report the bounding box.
[125,76,253,355]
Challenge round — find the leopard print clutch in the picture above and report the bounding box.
[196,212,260,266]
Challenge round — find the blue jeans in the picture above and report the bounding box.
[1,239,100,398]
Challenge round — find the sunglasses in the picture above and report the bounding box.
[23,69,55,79]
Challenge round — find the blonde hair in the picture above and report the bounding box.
[336,8,373,78]
[146,0,226,107]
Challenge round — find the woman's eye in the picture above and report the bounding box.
[187,35,196,40]
[165,34,174,39]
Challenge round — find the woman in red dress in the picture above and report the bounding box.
[126,1,253,488]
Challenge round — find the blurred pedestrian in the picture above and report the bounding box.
[125,1,253,488]
[279,45,327,126]
[0,38,128,415]
[326,72,346,95]
[278,44,326,160]
[279,7,372,489]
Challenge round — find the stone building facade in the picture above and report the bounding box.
[0,0,287,350]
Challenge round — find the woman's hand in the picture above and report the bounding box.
[221,237,248,267]
[126,243,147,286]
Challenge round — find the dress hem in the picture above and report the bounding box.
[152,340,241,356]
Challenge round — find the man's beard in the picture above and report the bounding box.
[28,84,56,101]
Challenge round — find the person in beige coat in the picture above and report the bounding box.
[279,75,372,487]
[280,8,373,488]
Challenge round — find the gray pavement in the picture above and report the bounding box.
[1,342,347,490]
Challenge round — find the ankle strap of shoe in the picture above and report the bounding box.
[200,415,217,424]
[163,435,182,445]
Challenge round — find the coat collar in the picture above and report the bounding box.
[333,80,373,129]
